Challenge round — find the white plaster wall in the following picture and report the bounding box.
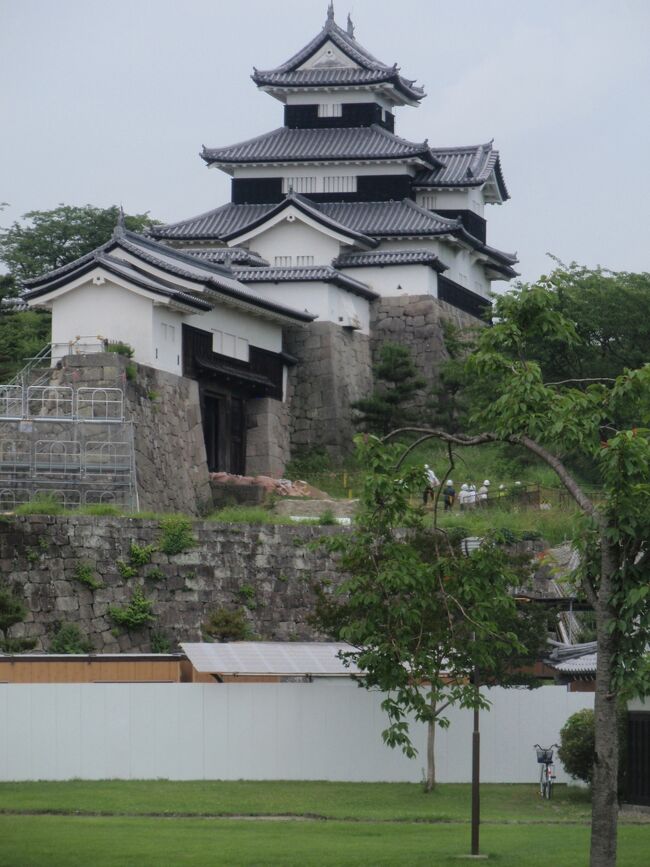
[0,682,593,783]
[184,303,283,355]
[376,239,491,299]
[340,264,436,298]
[245,218,343,266]
[284,90,397,114]
[50,280,155,366]
[152,307,185,375]
[416,189,485,217]
[248,280,369,334]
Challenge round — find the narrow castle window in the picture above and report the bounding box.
[296,255,314,266]
[318,103,342,117]
[274,256,293,266]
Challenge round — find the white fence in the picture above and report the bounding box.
[0,681,593,783]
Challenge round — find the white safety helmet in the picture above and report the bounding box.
[424,464,430,469]
[446,479,453,485]
[461,483,469,491]
[483,479,490,486]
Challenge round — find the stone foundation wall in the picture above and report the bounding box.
[285,322,372,461]
[1,516,341,652]
[245,396,290,478]
[369,295,483,412]
[55,355,211,515]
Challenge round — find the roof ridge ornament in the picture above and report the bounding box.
[326,2,334,23]
[347,13,354,37]
[113,206,126,238]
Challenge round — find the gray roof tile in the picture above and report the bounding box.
[178,247,269,267]
[234,265,377,299]
[201,125,437,167]
[333,249,447,272]
[414,142,510,200]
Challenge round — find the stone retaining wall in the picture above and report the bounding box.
[1,515,341,653]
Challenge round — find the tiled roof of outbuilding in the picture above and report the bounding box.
[252,9,425,103]
[545,642,597,676]
[178,247,269,267]
[201,125,439,168]
[414,142,510,200]
[234,265,378,300]
[333,249,447,272]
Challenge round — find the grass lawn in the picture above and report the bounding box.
[0,782,647,866]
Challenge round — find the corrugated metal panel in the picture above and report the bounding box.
[181,641,361,676]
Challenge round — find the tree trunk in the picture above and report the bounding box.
[425,698,436,792]
[590,546,619,867]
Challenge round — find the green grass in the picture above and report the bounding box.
[0,816,647,867]
[0,780,600,823]
[0,783,645,867]
[432,505,583,547]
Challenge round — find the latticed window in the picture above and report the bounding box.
[322,175,357,193]
[296,256,314,266]
[282,177,317,194]
[274,256,292,267]
[418,193,438,210]
[318,103,342,117]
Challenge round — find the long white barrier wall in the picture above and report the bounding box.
[0,681,593,782]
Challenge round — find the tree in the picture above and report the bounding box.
[386,279,650,867]
[352,343,425,436]
[314,435,547,792]
[0,204,159,281]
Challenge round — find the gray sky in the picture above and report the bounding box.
[1,0,649,283]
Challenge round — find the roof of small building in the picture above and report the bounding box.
[22,226,314,323]
[252,7,425,103]
[414,142,510,200]
[233,264,378,300]
[333,249,448,272]
[181,641,362,677]
[544,642,597,676]
[201,125,439,169]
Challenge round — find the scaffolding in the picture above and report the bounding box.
[0,381,137,511]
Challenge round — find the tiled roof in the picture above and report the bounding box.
[545,642,597,676]
[151,198,458,242]
[234,265,377,300]
[23,228,313,323]
[178,247,269,267]
[414,142,510,200]
[252,11,424,103]
[333,249,447,272]
[151,197,517,271]
[201,125,438,168]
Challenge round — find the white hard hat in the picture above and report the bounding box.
[446,479,453,485]
[483,480,490,486]
[461,483,468,490]
[424,464,429,469]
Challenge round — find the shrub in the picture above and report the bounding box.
[116,559,138,580]
[319,509,338,526]
[105,341,134,358]
[159,515,195,555]
[203,607,250,642]
[108,586,155,630]
[150,629,171,653]
[558,708,595,784]
[74,504,122,517]
[0,583,35,652]
[73,562,103,590]
[50,623,92,654]
[129,541,156,567]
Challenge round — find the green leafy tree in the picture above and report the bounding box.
[50,623,93,654]
[387,278,650,867]
[352,343,425,435]
[0,204,159,281]
[314,435,547,792]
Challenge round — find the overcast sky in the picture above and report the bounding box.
[1,0,649,284]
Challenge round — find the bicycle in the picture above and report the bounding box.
[534,743,558,799]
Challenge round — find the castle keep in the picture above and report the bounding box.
[20,6,516,509]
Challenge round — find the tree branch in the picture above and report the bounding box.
[544,377,616,386]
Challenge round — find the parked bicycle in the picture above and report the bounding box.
[534,743,558,799]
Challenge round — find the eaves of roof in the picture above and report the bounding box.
[23,254,212,312]
[178,247,270,267]
[234,264,378,300]
[201,125,439,170]
[333,249,447,273]
[414,143,510,201]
